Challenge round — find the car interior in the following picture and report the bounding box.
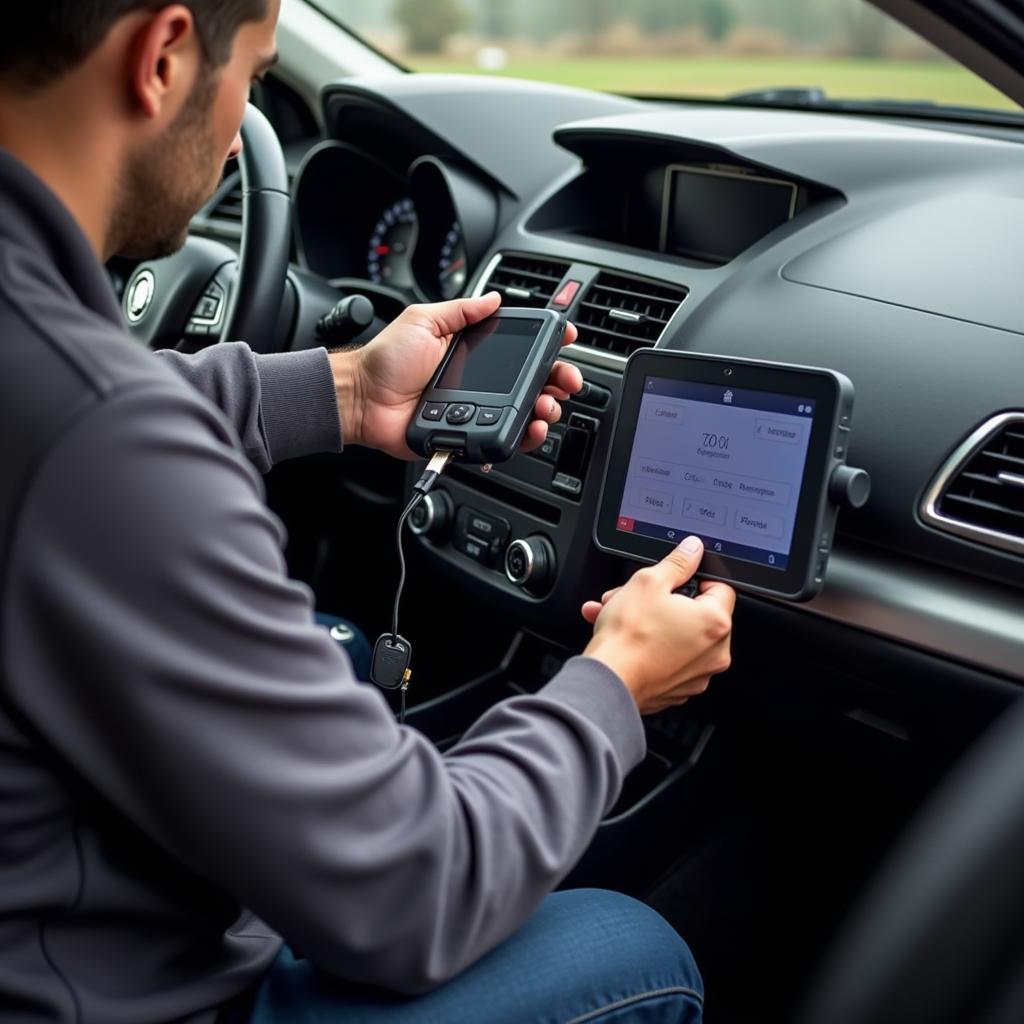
[112,1,1024,1021]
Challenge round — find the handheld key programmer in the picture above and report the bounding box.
[406,307,567,464]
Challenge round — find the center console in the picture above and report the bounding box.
[406,355,626,637]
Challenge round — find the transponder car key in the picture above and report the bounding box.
[371,634,412,691]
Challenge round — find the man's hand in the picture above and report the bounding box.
[331,291,582,460]
[582,537,736,715]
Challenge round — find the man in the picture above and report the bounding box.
[0,3,735,1022]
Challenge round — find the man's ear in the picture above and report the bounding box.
[127,4,201,119]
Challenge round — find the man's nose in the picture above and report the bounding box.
[228,131,243,160]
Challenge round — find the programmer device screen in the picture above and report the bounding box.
[664,168,797,263]
[616,376,816,569]
[437,317,543,395]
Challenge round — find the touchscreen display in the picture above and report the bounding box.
[615,376,816,569]
[437,317,543,394]
[665,169,796,263]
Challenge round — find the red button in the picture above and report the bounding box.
[552,280,581,308]
[617,516,635,533]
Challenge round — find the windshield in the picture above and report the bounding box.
[313,0,1019,116]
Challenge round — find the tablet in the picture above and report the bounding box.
[595,350,857,600]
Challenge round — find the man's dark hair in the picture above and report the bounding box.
[0,1,268,91]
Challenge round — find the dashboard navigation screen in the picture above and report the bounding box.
[662,167,798,264]
[617,377,815,570]
[595,351,856,601]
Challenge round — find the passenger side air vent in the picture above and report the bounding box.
[922,413,1024,556]
[484,254,570,308]
[575,271,687,359]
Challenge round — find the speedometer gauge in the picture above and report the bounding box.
[367,198,418,289]
[438,225,468,299]
[368,198,468,299]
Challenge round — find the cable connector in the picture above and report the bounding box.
[413,450,455,495]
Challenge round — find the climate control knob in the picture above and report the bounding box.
[409,489,453,542]
[505,535,557,594]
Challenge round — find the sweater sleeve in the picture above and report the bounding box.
[154,343,342,472]
[4,384,645,994]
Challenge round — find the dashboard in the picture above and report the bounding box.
[285,75,1023,683]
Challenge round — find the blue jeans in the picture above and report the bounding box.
[246,889,703,1023]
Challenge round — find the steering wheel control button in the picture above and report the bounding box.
[445,403,476,425]
[552,280,582,309]
[195,296,219,320]
[422,402,447,422]
[476,407,503,426]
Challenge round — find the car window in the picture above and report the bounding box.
[311,0,1019,116]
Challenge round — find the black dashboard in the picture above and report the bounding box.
[288,74,1023,683]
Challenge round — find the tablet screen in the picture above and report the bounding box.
[615,376,816,569]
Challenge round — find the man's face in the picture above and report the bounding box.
[114,0,280,259]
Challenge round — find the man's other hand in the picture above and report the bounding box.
[582,537,736,715]
[331,292,582,460]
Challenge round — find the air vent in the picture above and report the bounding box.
[209,181,244,225]
[922,413,1024,556]
[190,170,244,240]
[575,271,687,358]
[484,254,570,308]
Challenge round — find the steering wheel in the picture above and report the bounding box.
[121,104,291,353]
[796,695,1024,1024]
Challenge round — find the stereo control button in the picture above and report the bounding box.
[422,403,447,422]
[505,535,557,594]
[535,431,562,464]
[576,382,611,409]
[552,472,583,497]
[409,490,453,541]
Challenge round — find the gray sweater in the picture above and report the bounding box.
[0,147,645,1024]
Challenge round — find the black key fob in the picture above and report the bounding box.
[371,634,412,690]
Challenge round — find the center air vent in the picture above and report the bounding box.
[483,254,570,308]
[575,271,688,359]
[922,413,1024,556]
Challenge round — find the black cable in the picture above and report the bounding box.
[391,491,424,642]
[376,450,454,726]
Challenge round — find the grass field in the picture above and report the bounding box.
[408,55,1019,112]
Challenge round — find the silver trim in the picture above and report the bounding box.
[608,308,646,324]
[408,494,437,537]
[801,547,1023,683]
[472,252,504,298]
[920,411,1024,556]
[474,252,686,372]
[998,471,1024,489]
[562,342,628,373]
[125,269,156,323]
[659,163,799,256]
[505,539,535,585]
